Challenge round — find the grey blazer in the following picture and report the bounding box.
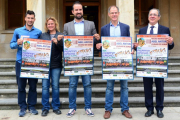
[63,20,100,45]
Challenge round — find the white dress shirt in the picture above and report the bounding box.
[147,23,159,34]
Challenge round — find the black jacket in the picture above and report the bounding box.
[40,31,63,68]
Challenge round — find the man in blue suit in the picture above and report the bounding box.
[96,6,132,119]
[139,8,174,118]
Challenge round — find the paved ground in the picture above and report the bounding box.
[0,107,180,120]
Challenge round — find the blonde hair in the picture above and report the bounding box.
[45,17,60,32]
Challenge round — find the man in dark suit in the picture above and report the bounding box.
[58,1,100,118]
[138,8,174,118]
[96,6,132,119]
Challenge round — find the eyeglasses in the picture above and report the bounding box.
[110,12,118,15]
[149,14,159,16]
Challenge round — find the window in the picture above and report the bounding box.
[135,0,158,28]
[6,0,26,29]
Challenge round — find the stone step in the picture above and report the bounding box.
[0,87,179,98]
[0,78,180,89]
[0,97,180,109]
[0,59,16,65]
[1,63,180,72]
[0,56,180,65]
[1,70,180,79]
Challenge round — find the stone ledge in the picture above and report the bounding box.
[0,97,180,105]
[0,87,179,94]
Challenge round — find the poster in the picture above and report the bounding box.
[20,38,52,79]
[101,37,133,80]
[136,34,168,78]
[63,36,94,76]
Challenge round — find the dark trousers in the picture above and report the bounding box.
[15,61,38,110]
[143,77,164,111]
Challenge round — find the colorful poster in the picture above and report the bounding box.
[136,34,168,78]
[63,36,94,76]
[20,38,52,79]
[101,37,133,80]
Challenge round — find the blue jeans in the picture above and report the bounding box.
[41,68,62,111]
[69,75,92,110]
[105,80,129,113]
[16,62,38,110]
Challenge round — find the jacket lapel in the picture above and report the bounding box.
[119,22,124,36]
[107,24,110,36]
[70,21,76,35]
[84,20,90,35]
[158,25,162,34]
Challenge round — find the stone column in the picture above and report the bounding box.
[0,0,5,30]
[159,0,180,56]
[116,0,134,41]
[26,0,46,32]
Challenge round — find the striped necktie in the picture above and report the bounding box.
[150,26,154,34]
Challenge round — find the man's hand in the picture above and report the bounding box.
[94,34,100,40]
[17,39,23,45]
[133,42,138,50]
[57,35,64,41]
[166,36,173,45]
[96,43,102,50]
[52,38,58,45]
[131,49,135,54]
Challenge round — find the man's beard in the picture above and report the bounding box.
[74,13,83,20]
[26,23,33,27]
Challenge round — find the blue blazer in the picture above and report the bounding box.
[139,24,174,50]
[101,22,130,37]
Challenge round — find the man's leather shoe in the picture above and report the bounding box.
[145,110,154,117]
[41,109,49,116]
[157,110,164,118]
[104,111,111,119]
[122,110,132,118]
[53,109,62,115]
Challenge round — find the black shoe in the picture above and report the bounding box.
[157,110,164,118]
[145,110,154,117]
[41,109,49,116]
[53,109,62,115]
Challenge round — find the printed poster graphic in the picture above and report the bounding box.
[63,36,94,76]
[20,38,52,79]
[101,37,133,80]
[136,34,168,78]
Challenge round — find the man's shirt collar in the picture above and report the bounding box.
[148,23,158,28]
[110,21,120,27]
[23,25,35,31]
[74,19,84,24]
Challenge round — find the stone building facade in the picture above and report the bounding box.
[0,0,179,58]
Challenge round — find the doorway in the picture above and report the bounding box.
[63,0,101,33]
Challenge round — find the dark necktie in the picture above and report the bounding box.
[150,26,154,34]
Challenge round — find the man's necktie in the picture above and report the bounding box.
[150,26,154,34]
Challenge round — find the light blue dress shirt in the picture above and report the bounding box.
[10,26,42,63]
[110,22,121,37]
[74,19,84,35]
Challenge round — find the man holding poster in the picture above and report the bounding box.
[59,1,100,118]
[96,6,132,119]
[138,8,174,118]
[10,10,42,117]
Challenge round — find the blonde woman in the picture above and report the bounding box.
[39,17,63,116]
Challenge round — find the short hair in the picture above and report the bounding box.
[25,10,35,17]
[72,1,83,10]
[44,17,60,32]
[108,6,119,13]
[148,8,161,17]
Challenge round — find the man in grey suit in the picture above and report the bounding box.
[58,1,100,118]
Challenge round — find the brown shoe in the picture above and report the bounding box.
[122,110,132,118]
[104,111,111,119]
